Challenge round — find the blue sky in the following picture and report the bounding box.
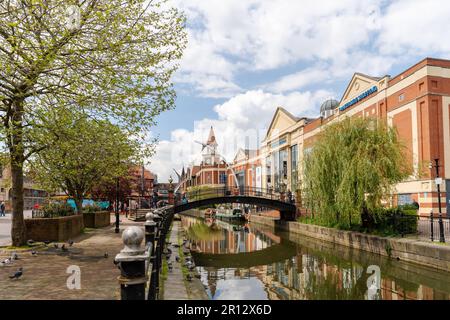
[149,0,450,181]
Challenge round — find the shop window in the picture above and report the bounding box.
[398,194,413,206]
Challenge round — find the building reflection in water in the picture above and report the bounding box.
[181,216,450,300]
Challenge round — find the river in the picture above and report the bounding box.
[180,214,450,300]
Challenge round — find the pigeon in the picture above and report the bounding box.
[9,268,23,280]
[1,258,11,266]
[27,239,35,246]
[11,252,18,260]
[31,250,37,256]
[44,240,50,246]
[104,252,109,258]
[186,274,192,282]
[175,256,180,262]
[61,244,68,252]
[53,243,59,249]
[68,240,74,247]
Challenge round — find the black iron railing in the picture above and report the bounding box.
[418,215,450,242]
[179,186,296,205]
[146,205,174,300]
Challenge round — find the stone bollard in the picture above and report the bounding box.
[145,212,156,247]
[114,226,149,300]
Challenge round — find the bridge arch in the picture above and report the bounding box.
[174,195,296,221]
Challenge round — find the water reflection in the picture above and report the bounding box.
[181,215,450,300]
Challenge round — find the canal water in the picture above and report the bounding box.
[180,214,450,300]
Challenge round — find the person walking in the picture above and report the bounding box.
[0,201,5,216]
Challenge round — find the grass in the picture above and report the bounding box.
[3,245,33,250]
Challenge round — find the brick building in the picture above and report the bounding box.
[258,57,450,217]
[179,127,228,191]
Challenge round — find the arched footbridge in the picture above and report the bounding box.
[174,186,297,221]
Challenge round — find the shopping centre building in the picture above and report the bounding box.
[257,57,450,217]
[180,57,450,217]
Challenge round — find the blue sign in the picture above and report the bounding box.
[339,86,378,112]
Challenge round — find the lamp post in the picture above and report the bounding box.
[115,150,121,234]
[429,159,445,243]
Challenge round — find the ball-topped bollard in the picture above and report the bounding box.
[120,226,145,255]
[145,212,155,222]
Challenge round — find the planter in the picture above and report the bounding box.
[82,211,111,228]
[25,215,83,242]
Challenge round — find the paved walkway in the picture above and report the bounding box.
[0,211,33,247]
[163,221,189,300]
[0,215,140,300]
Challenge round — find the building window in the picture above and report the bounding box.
[398,93,405,102]
[219,173,226,184]
[398,194,413,206]
[419,82,425,91]
[265,156,272,187]
[290,144,298,191]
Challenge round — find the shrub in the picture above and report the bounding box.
[83,204,102,214]
[41,202,75,218]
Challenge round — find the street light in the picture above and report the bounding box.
[429,159,445,243]
[115,150,121,234]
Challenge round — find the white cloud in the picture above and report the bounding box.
[377,0,450,56]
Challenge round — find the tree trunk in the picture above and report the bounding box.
[9,99,26,246]
[75,197,83,215]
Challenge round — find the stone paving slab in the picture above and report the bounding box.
[0,216,140,300]
[163,221,189,300]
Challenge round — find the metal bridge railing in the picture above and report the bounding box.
[180,186,296,205]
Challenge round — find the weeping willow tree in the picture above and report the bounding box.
[303,117,411,229]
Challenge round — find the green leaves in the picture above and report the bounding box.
[303,117,411,229]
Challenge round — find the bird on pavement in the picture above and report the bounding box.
[1,258,12,266]
[53,243,59,249]
[61,244,68,252]
[175,256,180,262]
[11,252,18,260]
[9,268,23,280]
[31,250,37,256]
[104,253,109,258]
[27,239,35,246]
[68,240,74,247]
[43,240,50,246]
